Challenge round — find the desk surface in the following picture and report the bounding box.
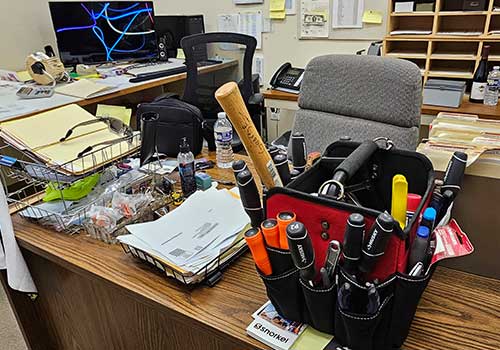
[262,89,500,120]
[5,153,500,350]
[0,60,237,122]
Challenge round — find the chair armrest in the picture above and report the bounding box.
[248,93,264,106]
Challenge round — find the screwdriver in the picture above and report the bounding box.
[245,228,273,276]
[359,212,395,274]
[236,170,263,227]
[261,219,280,249]
[291,132,307,174]
[277,211,296,249]
[273,153,292,186]
[342,213,365,275]
[286,221,316,287]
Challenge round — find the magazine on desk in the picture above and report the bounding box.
[247,301,307,350]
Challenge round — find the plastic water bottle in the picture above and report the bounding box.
[484,66,500,106]
[214,112,234,168]
[177,137,196,196]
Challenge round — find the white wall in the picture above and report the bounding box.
[0,0,386,84]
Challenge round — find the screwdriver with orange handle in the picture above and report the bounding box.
[278,211,296,250]
[261,219,280,249]
[244,227,273,275]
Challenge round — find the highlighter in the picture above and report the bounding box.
[244,227,273,276]
[261,219,280,249]
[391,174,408,229]
[277,211,296,250]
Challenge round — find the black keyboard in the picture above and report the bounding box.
[129,66,187,83]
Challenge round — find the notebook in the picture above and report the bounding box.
[55,79,114,99]
[0,104,140,175]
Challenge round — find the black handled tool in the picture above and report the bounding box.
[273,153,291,186]
[441,151,468,199]
[236,170,263,227]
[320,140,379,199]
[291,132,307,174]
[268,145,280,160]
[232,160,248,181]
[290,168,301,182]
[359,212,395,274]
[342,213,365,275]
[286,221,316,287]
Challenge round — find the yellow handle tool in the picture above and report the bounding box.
[391,174,408,229]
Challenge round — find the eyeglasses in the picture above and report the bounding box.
[60,116,135,158]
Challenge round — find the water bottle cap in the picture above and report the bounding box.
[417,226,430,238]
[179,137,190,153]
[217,112,227,119]
[494,66,500,70]
[423,207,437,221]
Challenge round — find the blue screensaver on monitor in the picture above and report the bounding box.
[49,2,157,64]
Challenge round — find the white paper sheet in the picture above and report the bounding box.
[300,0,330,38]
[332,0,364,29]
[286,0,297,15]
[125,188,249,271]
[217,14,241,51]
[0,181,37,293]
[239,12,263,49]
[253,54,264,86]
[234,0,263,3]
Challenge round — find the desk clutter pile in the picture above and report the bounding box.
[0,103,249,285]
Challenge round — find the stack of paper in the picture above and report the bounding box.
[118,187,250,281]
[0,104,140,175]
[417,112,500,172]
[96,104,132,125]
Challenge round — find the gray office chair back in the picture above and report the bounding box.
[293,55,422,153]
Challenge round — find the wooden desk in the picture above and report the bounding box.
[2,153,500,350]
[1,60,237,122]
[263,89,500,120]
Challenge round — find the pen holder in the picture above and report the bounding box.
[256,140,439,350]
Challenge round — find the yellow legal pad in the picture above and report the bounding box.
[0,104,139,175]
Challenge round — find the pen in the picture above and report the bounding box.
[337,282,352,311]
[359,212,395,274]
[366,282,380,315]
[277,211,296,250]
[244,227,273,276]
[261,219,280,249]
[391,174,408,229]
[342,213,365,275]
[286,221,316,287]
[421,207,437,233]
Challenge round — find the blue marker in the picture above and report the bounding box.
[421,207,437,232]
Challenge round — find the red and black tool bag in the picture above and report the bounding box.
[258,140,436,350]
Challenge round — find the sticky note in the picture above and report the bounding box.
[176,48,185,59]
[270,0,286,11]
[270,10,286,19]
[16,71,32,82]
[362,10,383,24]
[96,104,132,125]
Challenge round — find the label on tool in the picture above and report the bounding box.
[430,219,474,267]
[266,159,283,187]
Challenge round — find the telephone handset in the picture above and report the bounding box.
[270,62,305,94]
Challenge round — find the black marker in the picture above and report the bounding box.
[236,170,263,227]
[286,221,316,287]
[342,213,365,275]
[359,212,395,274]
[273,153,291,186]
[291,132,307,174]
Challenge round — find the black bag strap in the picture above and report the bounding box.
[153,93,180,102]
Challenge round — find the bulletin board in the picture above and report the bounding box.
[298,0,388,41]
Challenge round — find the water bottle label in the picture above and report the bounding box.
[471,82,487,100]
[215,130,233,142]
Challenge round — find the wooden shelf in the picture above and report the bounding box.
[430,53,477,60]
[438,11,489,16]
[387,52,428,59]
[428,71,474,79]
[391,11,435,16]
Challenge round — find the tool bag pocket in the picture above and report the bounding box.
[388,266,437,348]
[266,247,295,275]
[259,268,305,322]
[300,278,337,333]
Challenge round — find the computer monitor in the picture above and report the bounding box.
[154,15,205,59]
[49,1,158,65]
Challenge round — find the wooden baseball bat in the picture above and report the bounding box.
[215,82,282,189]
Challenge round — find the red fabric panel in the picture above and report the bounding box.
[267,193,407,282]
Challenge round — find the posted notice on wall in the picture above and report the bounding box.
[300,0,330,38]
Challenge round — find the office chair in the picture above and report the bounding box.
[290,55,422,154]
[181,32,263,152]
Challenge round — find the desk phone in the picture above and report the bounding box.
[270,62,305,94]
[16,85,54,99]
